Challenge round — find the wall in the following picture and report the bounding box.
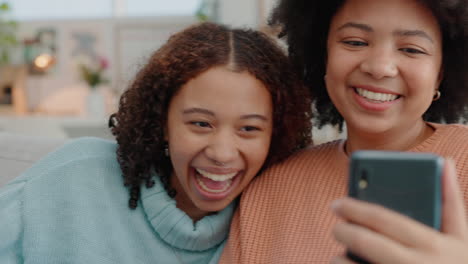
[16,16,196,110]
[217,0,278,28]
[13,1,273,111]
[218,0,259,28]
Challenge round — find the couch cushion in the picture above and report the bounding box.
[0,133,66,187]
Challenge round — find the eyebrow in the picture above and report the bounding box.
[239,114,269,122]
[183,108,269,121]
[337,22,434,43]
[337,22,373,32]
[394,29,433,43]
[183,108,215,116]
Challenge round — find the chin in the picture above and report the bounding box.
[196,199,232,213]
[347,116,396,135]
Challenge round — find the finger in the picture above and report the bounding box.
[441,159,467,239]
[332,198,439,248]
[333,221,412,264]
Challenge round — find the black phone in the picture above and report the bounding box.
[346,151,443,264]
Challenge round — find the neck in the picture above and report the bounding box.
[175,195,208,222]
[345,120,433,155]
[170,173,208,222]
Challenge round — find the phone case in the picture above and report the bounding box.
[347,150,443,264]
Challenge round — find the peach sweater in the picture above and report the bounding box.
[220,123,468,263]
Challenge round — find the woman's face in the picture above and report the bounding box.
[325,0,442,135]
[166,66,273,221]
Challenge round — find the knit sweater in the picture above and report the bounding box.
[220,123,468,263]
[0,137,234,264]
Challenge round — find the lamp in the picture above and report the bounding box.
[23,28,57,74]
[33,53,55,72]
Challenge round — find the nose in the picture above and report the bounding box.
[359,48,398,79]
[205,131,239,166]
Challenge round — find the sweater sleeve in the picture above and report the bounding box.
[0,180,25,264]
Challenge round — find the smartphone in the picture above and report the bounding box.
[346,150,443,264]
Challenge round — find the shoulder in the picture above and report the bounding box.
[10,137,119,186]
[424,123,468,174]
[7,137,129,216]
[273,140,344,169]
[432,123,468,136]
[240,140,349,220]
[48,137,117,162]
[255,140,346,183]
[426,123,468,151]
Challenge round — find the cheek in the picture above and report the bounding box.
[403,64,440,98]
[168,147,189,172]
[325,74,338,100]
[326,45,352,76]
[325,54,353,93]
[324,71,343,107]
[167,124,201,157]
[246,137,271,169]
[325,52,340,79]
[168,137,200,170]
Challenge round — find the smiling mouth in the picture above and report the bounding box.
[195,168,239,193]
[354,87,400,102]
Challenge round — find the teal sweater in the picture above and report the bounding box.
[0,138,235,263]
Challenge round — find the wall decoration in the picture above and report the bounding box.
[65,24,109,84]
[23,28,57,74]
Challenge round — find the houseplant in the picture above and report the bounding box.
[0,2,18,66]
[78,55,109,89]
[77,55,110,118]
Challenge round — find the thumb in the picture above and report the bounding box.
[441,158,467,239]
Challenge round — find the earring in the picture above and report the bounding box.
[164,142,169,157]
[433,90,441,101]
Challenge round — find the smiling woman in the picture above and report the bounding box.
[110,22,312,213]
[166,67,273,221]
[219,0,468,263]
[324,0,444,151]
[0,22,312,263]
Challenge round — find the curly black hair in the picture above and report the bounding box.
[109,22,313,209]
[270,0,468,130]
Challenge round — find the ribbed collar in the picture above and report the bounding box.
[140,176,235,251]
[339,122,444,156]
[410,122,442,152]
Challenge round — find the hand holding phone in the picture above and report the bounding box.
[347,151,443,263]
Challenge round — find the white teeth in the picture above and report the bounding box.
[195,168,238,181]
[356,87,398,102]
[196,177,232,193]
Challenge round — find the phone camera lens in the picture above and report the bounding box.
[359,170,369,190]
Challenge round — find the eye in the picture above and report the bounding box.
[399,47,426,55]
[342,40,368,47]
[240,126,261,132]
[190,121,211,128]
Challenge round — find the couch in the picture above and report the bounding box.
[0,126,345,188]
[0,132,67,187]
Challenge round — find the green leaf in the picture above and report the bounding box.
[7,21,17,27]
[0,3,10,11]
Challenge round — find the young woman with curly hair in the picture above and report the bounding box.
[220,0,468,263]
[0,22,312,263]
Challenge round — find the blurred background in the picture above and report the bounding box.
[0,0,297,139]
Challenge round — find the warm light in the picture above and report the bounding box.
[34,54,54,69]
